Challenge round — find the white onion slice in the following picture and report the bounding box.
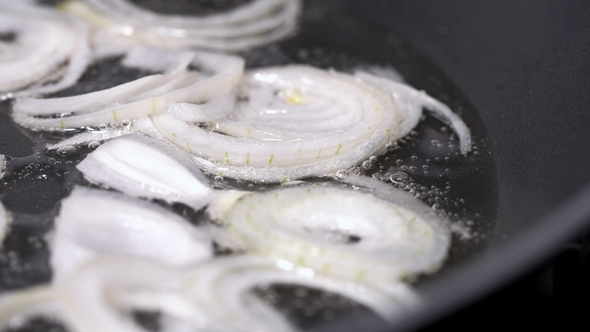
[218,185,450,283]
[13,50,244,130]
[76,135,212,209]
[0,286,59,329]
[151,65,398,182]
[82,0,301,51]
[354,70,472,154]
[51,187,212,283]
[0,201,8,245]
[0,154,5,180]
[0,2,90,97]
[182,256,416,330]
[61,257,191,332]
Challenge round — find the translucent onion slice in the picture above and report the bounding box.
[61,257,191,332]
[150,65,398,181]
[50,187,212,283]
[76,135,212,208]
[0,154,5,179]
[0,201,8,245]
[354,70,472,154]
[182,256,416,330]
[13,50,244,130]
[82,0,301,51]
[0,2,90,97]
[218,185,450,283]
[0,286,59,329]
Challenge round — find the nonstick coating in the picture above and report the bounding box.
[318,1,590,331]
[1,0,590,331]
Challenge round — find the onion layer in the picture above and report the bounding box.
[218,184,450,283]
[0,201,8,245]
[0,2,90,97]
[76,135,212,209]
[51,187,213,283]
[13,49,244,130]
[79,0,301,52]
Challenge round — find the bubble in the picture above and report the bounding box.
[361,160,372,169]
[369,156,378,163]
[88,141,101,149]
[422,165,430,170]
[389,171,409,184]
[56,145,77,157]
[98,124,108,131]
[335,169,349,178]
[214,175,224,181]
[410,155,418,161]
[395,159,403,165]
[409,166,418,172]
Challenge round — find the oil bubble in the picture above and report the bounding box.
[389,171,409,184]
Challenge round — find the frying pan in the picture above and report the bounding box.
[1,0,590,331]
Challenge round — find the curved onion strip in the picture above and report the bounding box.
[150,65,398,181]
[182,256,415,329]
[83,0,300,51]
[217,185,450,283]
[0,2,90,97]
[76,135,212,208]
[14,48,194,116]
[0,201,8,245]
[0,286,59,329]
[51,187,212,283]
[61,257,188,332]
[13,51,244,130]
[355,71,472,154]
[0,154,5,180]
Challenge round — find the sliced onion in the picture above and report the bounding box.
[150,65,398,182]
[13,50,244,130]
[51,187,213,283]
[182,256,416,329]
[81,0,301,51]
[0,154,5,180]
[60,257,192,332]
[0,286,59,330]
[217,184,450,283]
[354,70,472,154]
[76,135,212,209]
[0,2,90,97]
[0,201,8,245]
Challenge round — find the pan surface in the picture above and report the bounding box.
[8,0,582,331]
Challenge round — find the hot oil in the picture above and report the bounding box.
[0,0,498,331]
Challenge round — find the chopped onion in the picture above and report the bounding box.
[51,187,213,283]
[217,184,450,283]
[80,0,301,51]
[13,50,244,130]
[0,2,90,97]
[76,135,212,209]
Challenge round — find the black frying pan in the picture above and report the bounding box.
[1,0,589,331]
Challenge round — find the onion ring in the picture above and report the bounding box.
[13,49,244,130]
[0,2,90,97]
[81,0,301,51]
[217,184,450,283]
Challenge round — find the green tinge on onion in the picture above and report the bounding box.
[12,49,244,130]
[218,185,450,283]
